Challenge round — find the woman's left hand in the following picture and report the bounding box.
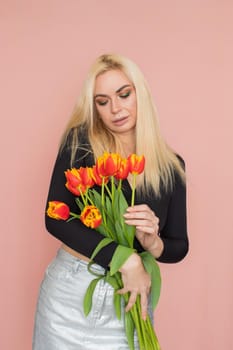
[124,204,163,258]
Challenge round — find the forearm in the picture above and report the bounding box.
[45,215,119,268]
[146,235,164,259]
[156,236,189,263]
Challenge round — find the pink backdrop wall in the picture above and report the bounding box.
[1,1,232,349]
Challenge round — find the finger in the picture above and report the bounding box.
[124,211,159,226]
[125,291,137,312]
[117,287,128,295]
[136,224,159,235]
[126,204,151,212]
[124,218,154,228]
[140,293,148,321]
[124,211,152,220]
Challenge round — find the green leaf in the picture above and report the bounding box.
[113,292,122,320]
[114,189,136,248]
[125,311,135,350]
[114,220,128,246]
[88,188,102,208]
[105,273,121,289]
[94,222,108,236]
[104,273,123,320]
[75,197,84,212]
[90,237,114,261]
[87,261,106,278]
[104,196,116,235]
[110,245,136,276]
[117,190,128,218]
[83,276,102,316]
[123,224,135,249]
[140,252,161,310]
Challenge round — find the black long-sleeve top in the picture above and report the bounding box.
[45,133,189,268]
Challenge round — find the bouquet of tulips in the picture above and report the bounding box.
[47,152,161,350]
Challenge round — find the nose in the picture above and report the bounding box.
[111,97,121,114]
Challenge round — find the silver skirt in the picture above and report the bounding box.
[32,248,143,350]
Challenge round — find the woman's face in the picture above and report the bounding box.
[94,69,137,137]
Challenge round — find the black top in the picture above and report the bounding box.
[45,132,189,268]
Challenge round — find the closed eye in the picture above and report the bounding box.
[119,90,131,99]
[95,99,108,106]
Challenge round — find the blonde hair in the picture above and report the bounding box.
[61,53,185,196]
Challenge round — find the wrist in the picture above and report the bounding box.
[148,236,164,258]
[119,253,141,273]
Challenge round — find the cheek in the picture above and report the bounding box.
[127,98,137,114]
[126,93,137,110]
[96,108,109,123]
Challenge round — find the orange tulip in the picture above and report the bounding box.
[92,165,109,186]
[65,167,94,196]
[65,182,87,196]
[96,152,121,177]
[115,158,129,180]
[65,168,82,187]
[78,167,95,188]
[47,201,70,220]
[80,205,102,228]
[128,154,145,175]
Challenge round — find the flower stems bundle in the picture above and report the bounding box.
[47,152,161,350]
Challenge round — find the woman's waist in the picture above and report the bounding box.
[61,244,91,263]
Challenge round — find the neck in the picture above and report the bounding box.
[116,131,136,157]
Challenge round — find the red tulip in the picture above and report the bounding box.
[127,154,145,175]
[65,167,94,196]
[78,167,95,188]
[92,165,109,186]
[96,152,121,177]
[65,182,87,196]
[47,201,70,220]
[80,205,102,228]
[65,168,82,187]
[115,158,129,180]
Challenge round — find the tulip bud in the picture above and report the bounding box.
[65,167,93,196]
[115,158,129,180]
[47,201,70,220]
[96,152,121,177]
[127,154,145,175]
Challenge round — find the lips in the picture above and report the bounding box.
[113,116,129,125]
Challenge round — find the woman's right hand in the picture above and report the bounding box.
[118,253,151,320]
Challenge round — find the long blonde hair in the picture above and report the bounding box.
[61,53,185,196]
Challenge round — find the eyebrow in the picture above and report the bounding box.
[94,84,132,99]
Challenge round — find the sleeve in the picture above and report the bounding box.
[45,143,118,268]
[156,160,189,263]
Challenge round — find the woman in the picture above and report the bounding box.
[33,54,188,349]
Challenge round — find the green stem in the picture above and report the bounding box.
[101,177,107,226]
[136,298,146,346]
[104,183,112,199]
[85,192,95,206]
[111,176,115,203]
[118,179,122,191]
[130,302,145,349]
[79,187,87,206]
[114,273,160,349]
[131,173,137,206]
[70,211,80,218]
[145,316,161,349]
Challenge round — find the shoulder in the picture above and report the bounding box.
[60,127,90,152]
[169,153,186,192]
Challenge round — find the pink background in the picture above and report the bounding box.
[1,1,232,349]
